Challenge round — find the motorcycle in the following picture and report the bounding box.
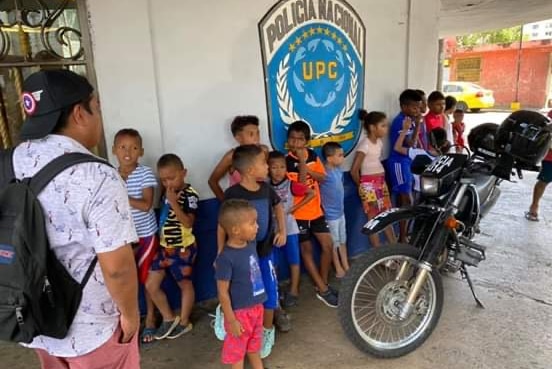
[338,113,552,358]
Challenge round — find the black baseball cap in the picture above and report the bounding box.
[20,69,94,140]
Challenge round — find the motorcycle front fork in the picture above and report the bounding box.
[397,262,432,320]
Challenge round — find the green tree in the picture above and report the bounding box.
[457,26,525,47]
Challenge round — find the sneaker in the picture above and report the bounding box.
[260,327,275,359]
[166,322,193,339]
[327,284,339,297]
[281,292,299,309]
[154,316,181,340]
[316,289,338,308]
[274,311,292,333]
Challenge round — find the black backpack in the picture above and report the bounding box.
[0,148,110,343]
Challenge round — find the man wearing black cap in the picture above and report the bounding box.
[12,70,140,368]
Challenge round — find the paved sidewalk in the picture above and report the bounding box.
[1,172,551,369]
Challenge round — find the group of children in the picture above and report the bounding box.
[112,87,466,369]
[375,89,464,241]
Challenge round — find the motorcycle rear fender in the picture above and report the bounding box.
[362,206,437,235]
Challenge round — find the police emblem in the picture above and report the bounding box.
[259,0,365,155]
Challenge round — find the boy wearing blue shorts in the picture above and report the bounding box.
[218,145,286,358]
[268,151,314,309]
[386,89,423,242]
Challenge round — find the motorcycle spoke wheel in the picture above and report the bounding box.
[351,255,437,351]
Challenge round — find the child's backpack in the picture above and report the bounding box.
[0,148,110,343]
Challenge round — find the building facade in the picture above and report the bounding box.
[445,39,552,109]
[0,0,441,301]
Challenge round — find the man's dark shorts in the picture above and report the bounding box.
[538,161,552,184]
[296,216,330,243]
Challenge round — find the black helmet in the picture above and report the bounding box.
[495,110,552,166]
[468,123,499,159]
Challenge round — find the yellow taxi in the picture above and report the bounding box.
[443,81,495,113]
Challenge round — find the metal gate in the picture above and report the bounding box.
[0,0,98,150]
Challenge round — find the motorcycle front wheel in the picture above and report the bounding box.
[338,244,444,358]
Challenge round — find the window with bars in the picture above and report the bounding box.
[0,0,100,152]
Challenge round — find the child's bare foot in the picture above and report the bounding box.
[336,270,346,279]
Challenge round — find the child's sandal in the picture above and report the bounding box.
[140,327,156,345]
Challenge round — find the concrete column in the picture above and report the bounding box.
[407,0,441,92]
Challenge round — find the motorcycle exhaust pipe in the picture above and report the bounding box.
[399,262,432,320]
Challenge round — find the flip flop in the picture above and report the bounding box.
[140,327,156,345]
[525,211,539,222]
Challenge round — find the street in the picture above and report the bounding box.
[1,152,551,368]
[462,110,509,136]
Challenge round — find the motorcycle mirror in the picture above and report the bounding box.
[411,155,433,175]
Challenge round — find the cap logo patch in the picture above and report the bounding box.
[31,90,43,101]
[22,92,37,115]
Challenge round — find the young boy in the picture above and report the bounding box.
[320,142,350,278]
[387,89,423,242]
[415,89,429,150]
[218,144,286,358]
[444,95,458,144]
[416,89,428,116]
[394,120,451,197]
[452,108,466,150]
[216,199,266,369]
[112,128,159,344]
[208,116,269,200]
[424,91,446,133]
[146,154,200,340]
[286,121,338,307]
[268,150,314,309]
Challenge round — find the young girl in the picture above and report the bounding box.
[351,110,396,247]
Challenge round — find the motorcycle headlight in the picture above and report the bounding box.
[421,176,440,196]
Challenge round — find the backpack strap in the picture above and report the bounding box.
[80,257,98,288]
[0,147,15,187]
[27,152,111,287]
[28,152,110,195]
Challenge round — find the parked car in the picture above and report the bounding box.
[442,81,495,113]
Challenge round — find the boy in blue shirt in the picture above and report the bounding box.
[216,199,266,369]
[320,142,350,278]
[386,89,423,242]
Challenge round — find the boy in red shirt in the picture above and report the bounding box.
[424,91,446,133]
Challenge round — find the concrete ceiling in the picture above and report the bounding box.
[439,0,552,36]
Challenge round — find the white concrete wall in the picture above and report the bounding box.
[87,0,164,166]
[88,0,440,199]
